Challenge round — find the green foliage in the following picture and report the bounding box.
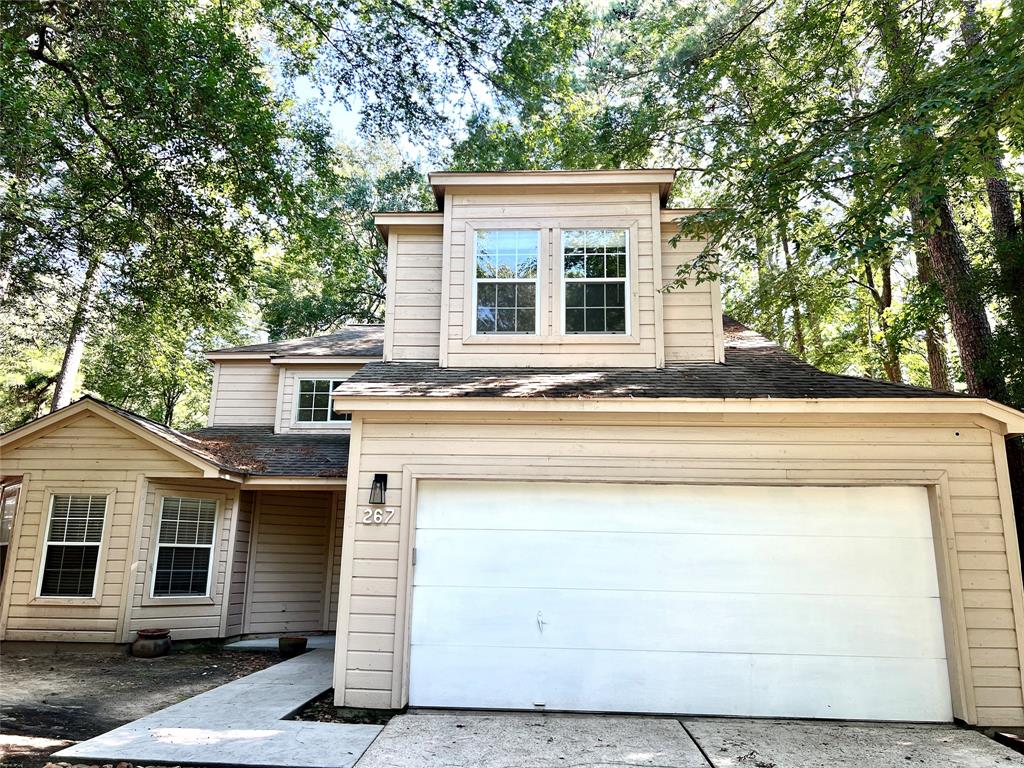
[256,144,433,340]
[450,0,1024,402]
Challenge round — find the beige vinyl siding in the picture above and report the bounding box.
[385,226,444,362]
[125,480,238,641]
[443,187,661,367]
[245,491,333,634]
[659,222,721,363]
[226,490,254,636]
[335,412,1024,725]
[209,361,279,426]
[0,414,206,642]
[277,365,364,433]
[328,490,345,627]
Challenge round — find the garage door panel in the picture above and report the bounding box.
[410,481,951,721]
[409,645,953,721]
[414,529,940,598]
[411,587,947,659]
[418,481,934,539]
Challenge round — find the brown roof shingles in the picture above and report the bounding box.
[331,317,961,401]
[208,325,383,358]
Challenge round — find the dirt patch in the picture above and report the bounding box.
[290,689,397,726]
[0,646,278,768]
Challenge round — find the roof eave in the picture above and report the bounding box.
[331,394,1024,434]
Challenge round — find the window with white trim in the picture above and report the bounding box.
[40,494,107,598]
[562,228,628,334]
[1,483,20,582]
[153,496,217,598]
[474,229,539,334]
[296,379,352,422]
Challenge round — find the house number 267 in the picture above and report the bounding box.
[360,508,396,525]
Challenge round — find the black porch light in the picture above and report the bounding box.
[369,473,388,505]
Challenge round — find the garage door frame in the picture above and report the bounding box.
[389,466,972,721]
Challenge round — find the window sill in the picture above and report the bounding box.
[462,333,640,346]
[141,595,216,607]
[30,596,103,607]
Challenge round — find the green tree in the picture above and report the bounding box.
[256,144,433,339]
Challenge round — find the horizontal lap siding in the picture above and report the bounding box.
[226,490,254,636]
[339,414,1024,725]
[0,415,204,642]
[247,491,332,634]
[210,362,279,426]
[127,479,237,640]
[445,188,660,368]
[328,490,346,627]
[388,229,443,362]
[278,365,363,433]
[660,224,716,362]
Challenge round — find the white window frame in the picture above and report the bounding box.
[150,495,218,600]
[471,229,542,336]
[560,228,631,336]
[294,378,353,424]
[37,493,108,600]
[0,482,21,584]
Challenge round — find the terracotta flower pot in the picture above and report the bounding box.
[278,636,308,659]
[132,628,172,658]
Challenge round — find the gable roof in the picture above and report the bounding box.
[206,325,383,360]
[331,316,962,401]
[1,397,350,479]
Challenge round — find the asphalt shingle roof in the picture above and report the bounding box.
[68,397,350,477]
[331,317,961,400]
[208,325,383,358]
[185,426,350,477]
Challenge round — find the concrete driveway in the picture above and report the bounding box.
[355,712,1024,768]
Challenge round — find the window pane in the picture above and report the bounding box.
[477,306,496,333]
[477,230,538,280]
[516,283,535,308]
[566,308,585,332]
[585,283,605,307]
[159,497,216,546]
[331,412,353,422]
[496,308,517,332]
[585,308,605,332]
[41,544,99,597]
[153,546,211,597]
[47,495,106,544]
[298,393,314,409]
[477,280,534,334]
[565,283,584,307]
[606,308,626,332]
[299,380,315,394]
[608,282,626,308]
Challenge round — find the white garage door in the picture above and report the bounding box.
[409,480,952,721]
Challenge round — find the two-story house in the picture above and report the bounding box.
[3,169,1024,729]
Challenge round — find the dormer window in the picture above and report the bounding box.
[562,229,628,334]
[474,230,539,334]
[296,379,352,423]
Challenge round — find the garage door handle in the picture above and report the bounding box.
[536,611,547,633]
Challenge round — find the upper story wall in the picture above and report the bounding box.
[207,360,366,431]
[380,171,725,368]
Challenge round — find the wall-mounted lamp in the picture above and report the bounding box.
[369,473,388,505]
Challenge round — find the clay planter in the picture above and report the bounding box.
[132,628,172,658]
[278,636,308,659]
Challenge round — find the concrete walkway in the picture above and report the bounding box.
[356,712,1024,768]
[54,649,381,768]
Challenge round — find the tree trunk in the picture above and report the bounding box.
[51,248,102,411]
[861,259,902,383]
[915,246,952,391]
[909,196,1005,399]
[780,226,805,357]
[872,2,1005,399]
